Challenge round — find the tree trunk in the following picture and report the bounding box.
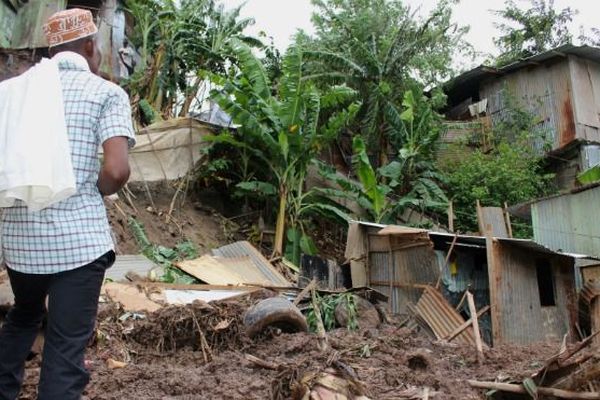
[273,188,287,257]
[179,78,201,117]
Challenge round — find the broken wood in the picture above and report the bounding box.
[311,286,328,352]
[244,354,281,370]
[553,357,600,391]
[466,291,484,361]
[467,380,600,399]
[293,279,317,306]
[436,234,458,289]
[444,305,490,342]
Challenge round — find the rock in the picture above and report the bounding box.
[335,295,380,330]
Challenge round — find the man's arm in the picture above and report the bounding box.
[97,136,130,196]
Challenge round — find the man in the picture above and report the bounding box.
[118,38,136,78]
[0,8,135,400]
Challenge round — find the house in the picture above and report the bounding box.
[0,0,131,82]
[345,221,596,346]
[510,182,600,290]
[442,45,600,190]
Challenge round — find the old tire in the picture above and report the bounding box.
[335,295,380,330]
[243,297,309,338]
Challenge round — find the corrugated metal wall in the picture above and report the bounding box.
[368,239,439,314]
[569,57,600,143]
[490,240,575,345]
[532,185,600,258]
[480,59,573,151]
[0,1,17,47]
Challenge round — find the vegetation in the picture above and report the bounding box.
[440,92,555,236]
[493,0,576,66]
[129,218,199,283]
[125,0,263,122]
[306,292,358,332]
[122,0,580,258]
[208,40,358,260]
[300,0,467,165]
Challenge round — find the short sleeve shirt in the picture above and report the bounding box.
[1,52,136,274]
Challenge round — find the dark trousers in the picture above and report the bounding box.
[0,251,115,400]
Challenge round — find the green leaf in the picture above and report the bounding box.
[236,181,278,196]
[522,378,538,399]
[278,131,289,161]
[300,234,318,256]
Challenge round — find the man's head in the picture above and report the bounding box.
[43,8,102,74]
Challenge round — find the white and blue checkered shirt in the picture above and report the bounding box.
[1,52,135,274]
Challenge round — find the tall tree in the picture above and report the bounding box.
[125,0,263,120]
[493,0,576,66]
[300,0,467,166]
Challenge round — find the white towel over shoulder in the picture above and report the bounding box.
[0,57,76,211]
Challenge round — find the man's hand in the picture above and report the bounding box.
[97,136,130,196]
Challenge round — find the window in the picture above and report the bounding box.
[536,259,556,306]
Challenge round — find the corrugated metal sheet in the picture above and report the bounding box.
[104,254,157,282]
[532,185,600,259]
[368,242,438,315]
[489,239,575,345]
[480,58,572,152]
[0,1,17,47]
[211,241,290,286]
[412,286,475,345]
[10,0,66,49]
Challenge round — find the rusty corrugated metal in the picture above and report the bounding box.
[480,58,573,152]
[368,242,438,315]
[211,241,290,286]
[532,185,600,259]
[490,240,575,345]
[413,286,475,345]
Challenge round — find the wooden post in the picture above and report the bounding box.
[466,291,484,362]
[592,296,600,348]
[486,236,502,346]
[448,201,454,232]
[503,202,513,238]
[467,380,600,399]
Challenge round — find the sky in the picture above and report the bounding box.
[220,0,600,67]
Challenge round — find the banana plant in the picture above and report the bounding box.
[208,40,358,260]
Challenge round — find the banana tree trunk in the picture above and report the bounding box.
[273,187,287,257]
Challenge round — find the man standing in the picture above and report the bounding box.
[0,8,135,400]
[118,38,136,78]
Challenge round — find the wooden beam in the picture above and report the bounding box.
[467,291,484,362]
[486,236,503,345]
[444,305,490,342]
[467,380,600,399]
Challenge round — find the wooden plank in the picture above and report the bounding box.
[467,291,484,361]
[444,305,490,342]
[467,380,600,399]
[486,236,503,345]
[570,57,600,129]
[345,222,367,287]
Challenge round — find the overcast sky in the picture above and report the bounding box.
[221,0,600,67]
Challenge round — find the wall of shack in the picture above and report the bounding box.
[366,228,439,314]
[487,239,577,345]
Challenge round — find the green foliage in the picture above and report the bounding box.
[441,94,555,237]
[493,0,576,66]
[306,293,358,332]
[301,0,468,163]
[128,218,198,284]
[319,90,448,223]
[208,40,356,257]
[124,0,264,120]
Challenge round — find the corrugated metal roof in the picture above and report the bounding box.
[104,255,157,282]
[211,241,290,286]
[445,45,600,96]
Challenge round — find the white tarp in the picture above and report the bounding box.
[126,117,214,182]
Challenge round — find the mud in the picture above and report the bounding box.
[17,298,560,400]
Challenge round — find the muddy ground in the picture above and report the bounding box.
[14,296,559,400]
